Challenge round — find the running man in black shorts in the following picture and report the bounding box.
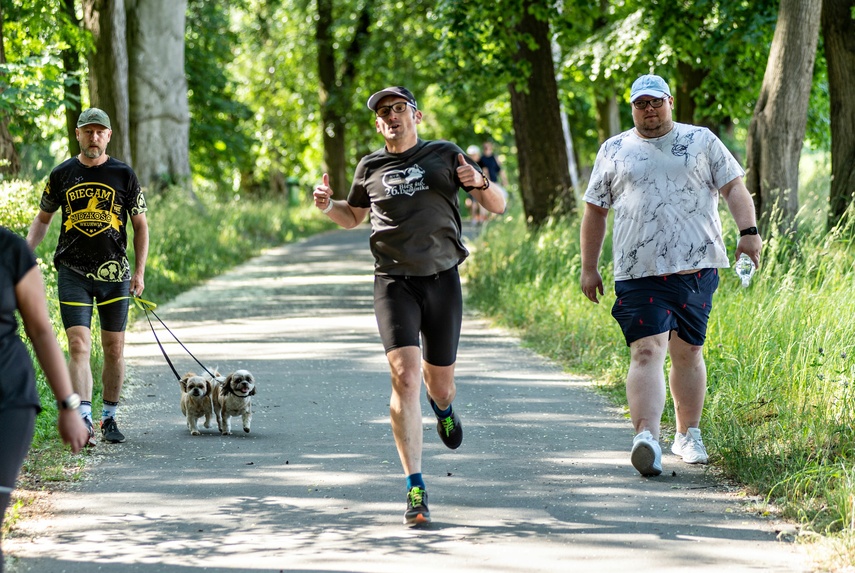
[27,108,149,446]
[313,86,506,525]
[580,75,762,477]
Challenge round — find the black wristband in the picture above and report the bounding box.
[739,226,758,237]
[479,177,490,191]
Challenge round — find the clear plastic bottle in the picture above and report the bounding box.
[734,253,755,288]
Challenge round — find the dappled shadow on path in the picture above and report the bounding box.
[8,227,805,573]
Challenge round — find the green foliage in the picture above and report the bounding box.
[0,0,92,180]
[464,153,855,538]
[185,0,256,187]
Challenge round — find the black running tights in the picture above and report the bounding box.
[0,406,37,573]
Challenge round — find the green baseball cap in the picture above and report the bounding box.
[77,108,112,129]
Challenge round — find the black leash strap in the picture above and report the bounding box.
[144,309,182,381]
[137,297,219,382]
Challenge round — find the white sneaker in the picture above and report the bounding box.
[671,427,709,464]
[630,430,662,476]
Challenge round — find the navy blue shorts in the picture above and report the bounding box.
[373,266,462,367]
[57,265,130,332]
[611,269,719,347]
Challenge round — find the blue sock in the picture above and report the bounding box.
[430,400,452,418]
[406,473,425,491]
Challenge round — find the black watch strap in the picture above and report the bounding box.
[739,226,759,237]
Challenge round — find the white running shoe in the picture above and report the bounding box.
[630,430,662,476]
[671,427,709,464]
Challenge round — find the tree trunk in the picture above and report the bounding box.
[509,1,573,226]
[62,0,82,158]
[316,0,370,199]
[83,0,132,164]
[674,60,705,127]
[315,0,347,199]
[0,3,20,177]
[126,0,191,190]
[592,2,620,144]
[595,96,620,143]
[822,0,855,229]
[744,0,822,234]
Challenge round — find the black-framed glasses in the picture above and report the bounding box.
[375,101,416,117]
[632,97,667,110]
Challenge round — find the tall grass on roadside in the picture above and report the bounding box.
[706,204,855,532]
[464,188,855,541]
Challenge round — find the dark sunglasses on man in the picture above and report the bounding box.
[632,97,667,110]
[376,101,416,118]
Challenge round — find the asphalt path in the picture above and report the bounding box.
[7,225,808,572]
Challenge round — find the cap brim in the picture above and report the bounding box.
[367,89,410,111]
[77,122,110,128]
[630,89,670,103]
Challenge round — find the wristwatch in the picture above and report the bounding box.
[58,392,81,410]
[479,177,491,191]
[739,226,759,237]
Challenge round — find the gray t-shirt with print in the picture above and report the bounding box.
[584,122,744,280]
[348,139,483,276]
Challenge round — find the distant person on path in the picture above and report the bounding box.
[479,140,510,190]
[27,108,149,447]
[464,145,488,223]
[1,226,89,573]
[579,74,762,477]
[313,86,506,525]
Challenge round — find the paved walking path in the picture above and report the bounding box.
[7,226,808,572]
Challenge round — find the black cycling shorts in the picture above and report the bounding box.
[611,268,719,347]
[57,264,130,332]
[373,266,463,367]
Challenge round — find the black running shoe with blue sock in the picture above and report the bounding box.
[428,393,463,450]
[404,487,430,526]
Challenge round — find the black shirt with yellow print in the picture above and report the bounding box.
[39,156,146,282]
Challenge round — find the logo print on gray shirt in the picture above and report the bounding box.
[383,164,427,197]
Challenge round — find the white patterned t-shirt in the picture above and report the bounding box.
[583,123,744,280]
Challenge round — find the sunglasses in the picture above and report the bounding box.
[375,101,416,118]
[632,98,667,110]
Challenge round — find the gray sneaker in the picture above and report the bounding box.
[100,417,126,443]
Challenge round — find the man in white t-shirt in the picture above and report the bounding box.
[579,74,762,477]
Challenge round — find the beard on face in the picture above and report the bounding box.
[82,146,104,159]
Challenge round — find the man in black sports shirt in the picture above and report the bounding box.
[27,107,149,447]
[314,86,505,526]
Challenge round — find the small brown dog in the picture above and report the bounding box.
[179,372,214,435]
[211,369,256,435]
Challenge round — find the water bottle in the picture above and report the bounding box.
[734,253,755,288]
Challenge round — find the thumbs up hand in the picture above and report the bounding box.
[456,153,486,189]
[314,173,333,212]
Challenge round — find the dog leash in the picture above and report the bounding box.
[60,294,220,382]
[133,296,221,383]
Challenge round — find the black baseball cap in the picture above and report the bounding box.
[366,86,417,111]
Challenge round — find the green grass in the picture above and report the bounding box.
[1,179,335,510]
[464,154,855,562]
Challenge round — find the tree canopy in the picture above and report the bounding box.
[1,0,850,228]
